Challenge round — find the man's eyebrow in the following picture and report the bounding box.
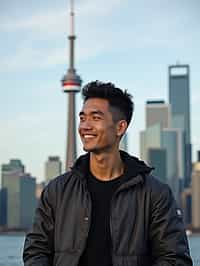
[79,111,84,116]
[79,110,105,116]
[91,110,104,116]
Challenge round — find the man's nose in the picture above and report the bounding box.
[79,119,93,130]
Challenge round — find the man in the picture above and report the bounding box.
[23,81,192,266]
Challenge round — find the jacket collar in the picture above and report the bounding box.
[71,151,153,186]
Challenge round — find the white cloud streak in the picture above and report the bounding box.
[0,0,124,33]
[0,0,199,72]
[0,0,128,71]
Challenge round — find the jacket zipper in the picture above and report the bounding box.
[79,180,92,257]
[109,174,144,265]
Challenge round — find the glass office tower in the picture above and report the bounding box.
[140,123,161,162]
[148,148,167,183]
[169,64,192,187]
[161,129,183,203]
[0,188,7,226]
[20,174,36,229]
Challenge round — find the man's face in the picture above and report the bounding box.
[78,98,120,153]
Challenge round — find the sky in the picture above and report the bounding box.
[0,0,200,182]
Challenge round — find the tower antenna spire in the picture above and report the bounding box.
[61,0,82,171]
[70,0,75,36]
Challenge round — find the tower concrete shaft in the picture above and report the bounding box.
[66,92,77,169]
[61,0,82,171]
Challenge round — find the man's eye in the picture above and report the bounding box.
[80,116,85,121]
[93,116,101,120]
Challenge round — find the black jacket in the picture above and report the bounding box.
[23,151,193,266]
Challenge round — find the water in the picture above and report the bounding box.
[0,235,25,266]
[0,234,199,265]
[189,236,200,265]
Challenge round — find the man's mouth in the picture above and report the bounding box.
[82,134,96,140]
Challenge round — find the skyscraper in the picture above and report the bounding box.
[0,188,7,226]
[169,64,192,187]
[45,156,62,182]
[20,174,36,229]
[1,159,24,188]
[140,99,185,203]
[1,160,36,229]
[161,129,184,203]
[146,100,171,129]
[61,0,82,171]
[140,123,161,162]
[1,159,25,228]
[148,148,167,183]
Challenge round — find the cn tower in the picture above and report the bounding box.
[61,0,82,171]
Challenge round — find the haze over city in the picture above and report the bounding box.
[0,0,200,182]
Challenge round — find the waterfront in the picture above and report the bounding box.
[0,234,199,265]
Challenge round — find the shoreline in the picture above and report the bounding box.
[0,231,26,236]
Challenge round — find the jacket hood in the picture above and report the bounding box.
[71,150,153,179]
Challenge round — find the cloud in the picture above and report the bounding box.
[0,0,199,72]
[0,0,125,33]
[1,10,66,35]
[0,0,129,72]
[0,45,67,71]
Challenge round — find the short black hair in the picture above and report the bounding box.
[81,80,134,126]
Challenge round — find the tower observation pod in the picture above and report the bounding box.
[61,0,82,171]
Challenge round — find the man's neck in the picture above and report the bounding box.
[89,151,124,181]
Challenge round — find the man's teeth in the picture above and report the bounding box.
[84,135,95,139]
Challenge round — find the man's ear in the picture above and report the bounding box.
[116,120,128,137]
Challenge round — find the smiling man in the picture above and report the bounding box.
[23,81,192,266]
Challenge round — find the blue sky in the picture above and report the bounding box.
[0,0,200,182]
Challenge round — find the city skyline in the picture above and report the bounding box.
[0,0,200,182]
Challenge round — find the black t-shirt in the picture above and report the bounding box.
[78,171,132,266]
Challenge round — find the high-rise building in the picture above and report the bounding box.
[45,156,62,182]
[169,64,192,187]
[140,123,161,160]
[161,129,184,203]
[3,170,22,228]
[148,148,167,183]
[1,159,25,187]
[1,160,36,229]
[2,170,36,229]
[1,159,25,228]
[140,123,162,162]
[20,174,36,229]
[192,154,200,230]
[0,188,7,226]
[146,100,171,129]
[140,98,187,203]
[140,124,183,203]
[61,0,82,170]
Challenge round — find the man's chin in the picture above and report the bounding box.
[83,146,92,152]
[83,145,97,153]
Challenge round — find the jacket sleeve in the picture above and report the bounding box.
[23,182,56,266]
[149,182,193,266]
